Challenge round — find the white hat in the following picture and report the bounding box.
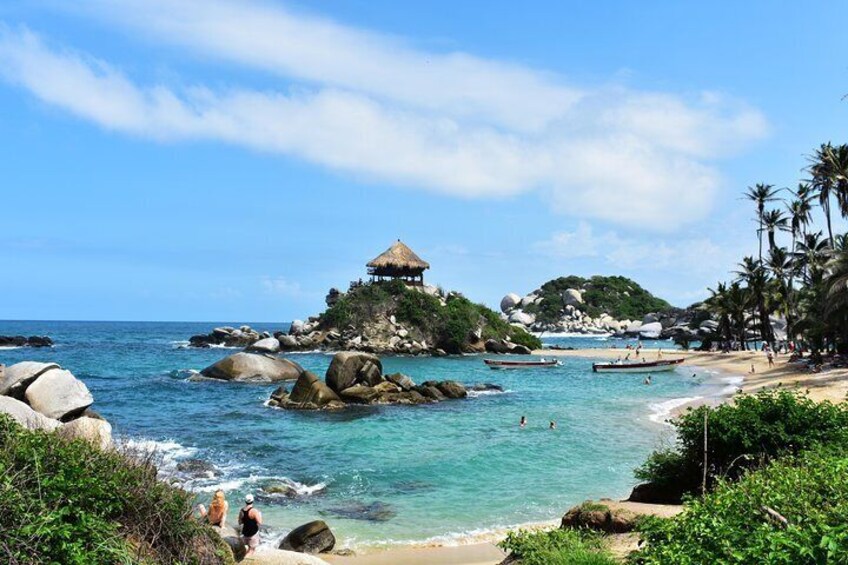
[245,494,254,504]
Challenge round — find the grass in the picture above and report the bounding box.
[0,415,233,565]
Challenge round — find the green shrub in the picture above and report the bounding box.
[632,447,848,564]
[635,390,848,497]
[0,415,232,565]
[499,528,616,565]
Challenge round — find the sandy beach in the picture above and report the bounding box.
[279,348,848,565]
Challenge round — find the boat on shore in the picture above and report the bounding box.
[592,358,684,373]
[484,358,560,369]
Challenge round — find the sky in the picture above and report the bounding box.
[1,0,847,322]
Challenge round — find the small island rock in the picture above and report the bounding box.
[200,352,305,383]
[279,520,336,554]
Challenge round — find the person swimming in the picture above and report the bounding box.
[644,375,652,385]
[520,415,527,428]
[549,420,556,430]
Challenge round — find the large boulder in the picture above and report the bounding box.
[200,353,305,383]
[500,293,521,313]
[0,361,60,397]
[628,482,683,505]
[639,322,663,338]
[325,352,383,394]
[289,319,305,335]
[339,385,380,404]
[560,501,637,534]
[223,536,246,562]
[436,381,467,399]
[278,520,335,554]
[246,337,281,354]
[0,396,60,431]
[25,369,93,420]
[563,289,583,306]
[508,311,535,326]
[642,313,659,325]
[288,372,342,408]
[385,373,416,391]
[58,416,112,450]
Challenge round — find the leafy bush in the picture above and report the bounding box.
[499,528,616,565]
[632,447,848,564]
[0,415,232,565]
[635,390,848,497]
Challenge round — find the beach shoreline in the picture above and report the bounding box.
[270,347,848,565]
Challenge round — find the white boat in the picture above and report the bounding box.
[592,358,684,373]
[484,358,560,369]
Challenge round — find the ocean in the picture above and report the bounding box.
[0,320,734,550]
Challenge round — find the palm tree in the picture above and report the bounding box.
[796,231,831,284]
[808,143,836,247]
[761,209,788,253]
[744,183,781,261]
[824,144,848,219]
[735,257,774,346]
[767,246,794,325]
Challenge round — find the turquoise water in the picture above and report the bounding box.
[0,321,727,549]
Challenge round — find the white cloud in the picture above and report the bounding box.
[535,221,739,276]
[261,276,305,297]
[0,3,769,230]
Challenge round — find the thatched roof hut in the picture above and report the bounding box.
[367,240,430,285]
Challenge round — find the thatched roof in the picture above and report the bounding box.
[367,240,430,270]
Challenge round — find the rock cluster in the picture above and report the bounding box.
[188,325,267,348]
[560,500,638,533]
[0,361,111,449]
[501,289,714,341]
[0,335,53,348]
[268,352,474,410]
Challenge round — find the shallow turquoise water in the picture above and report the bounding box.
[0,321,724,549]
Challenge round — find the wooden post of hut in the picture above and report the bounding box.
[366,240,430,286]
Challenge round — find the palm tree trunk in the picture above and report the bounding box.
[824,198,834,247]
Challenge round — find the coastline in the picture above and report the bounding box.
[281,348,848,565]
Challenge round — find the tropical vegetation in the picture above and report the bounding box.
[0,415,232,565]
[705,142,848,356]
[320,279,541,353]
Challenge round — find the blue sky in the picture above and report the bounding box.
[1,0,846,322]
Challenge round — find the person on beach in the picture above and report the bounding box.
[198,489,228,528]
[549,420,557,430]
[749,364,756,374]
[238,494,262,556]
[520,416,527,428]
[657,349,663,360]
[767,349,775,368]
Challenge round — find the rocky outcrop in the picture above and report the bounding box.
[26,369,94,420]
[57,416,113,450]
[0,361,59,398]
[0,361,112,448]
[484,339,531,355]
[0,396,60,431]
[560,501,638,533]
[200,352,305,383]
[246,337,281,354]
[279,520,335,554]
[326,352,383,393]
[188,325,265,348]
[269,352,481,411]
[0,335,53,348]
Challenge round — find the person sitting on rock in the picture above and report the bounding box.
[198,489,229,528]
[239,494,262,556]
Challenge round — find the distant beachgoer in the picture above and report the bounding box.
[644,376,652,385]
[767,350,775,368]
[520,416,527,428]
[625,353,631,361]
[691,373,697,378]
[657,349,663,360]
[549,420,556,430]
[239,494,262,556]
[749,364,756,374]
[198,489,229,528]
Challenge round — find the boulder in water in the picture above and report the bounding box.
[246,337,281,354]
[200,352,305,383]
[25,369,94,420]
[436,381,467,399]
[385,372,415,391]
[176,459,217,477]
[288,372,342,408]
[279,520,336,554]
[325,501,396,522]
[339,385,380,404]
[325,352,383,393]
